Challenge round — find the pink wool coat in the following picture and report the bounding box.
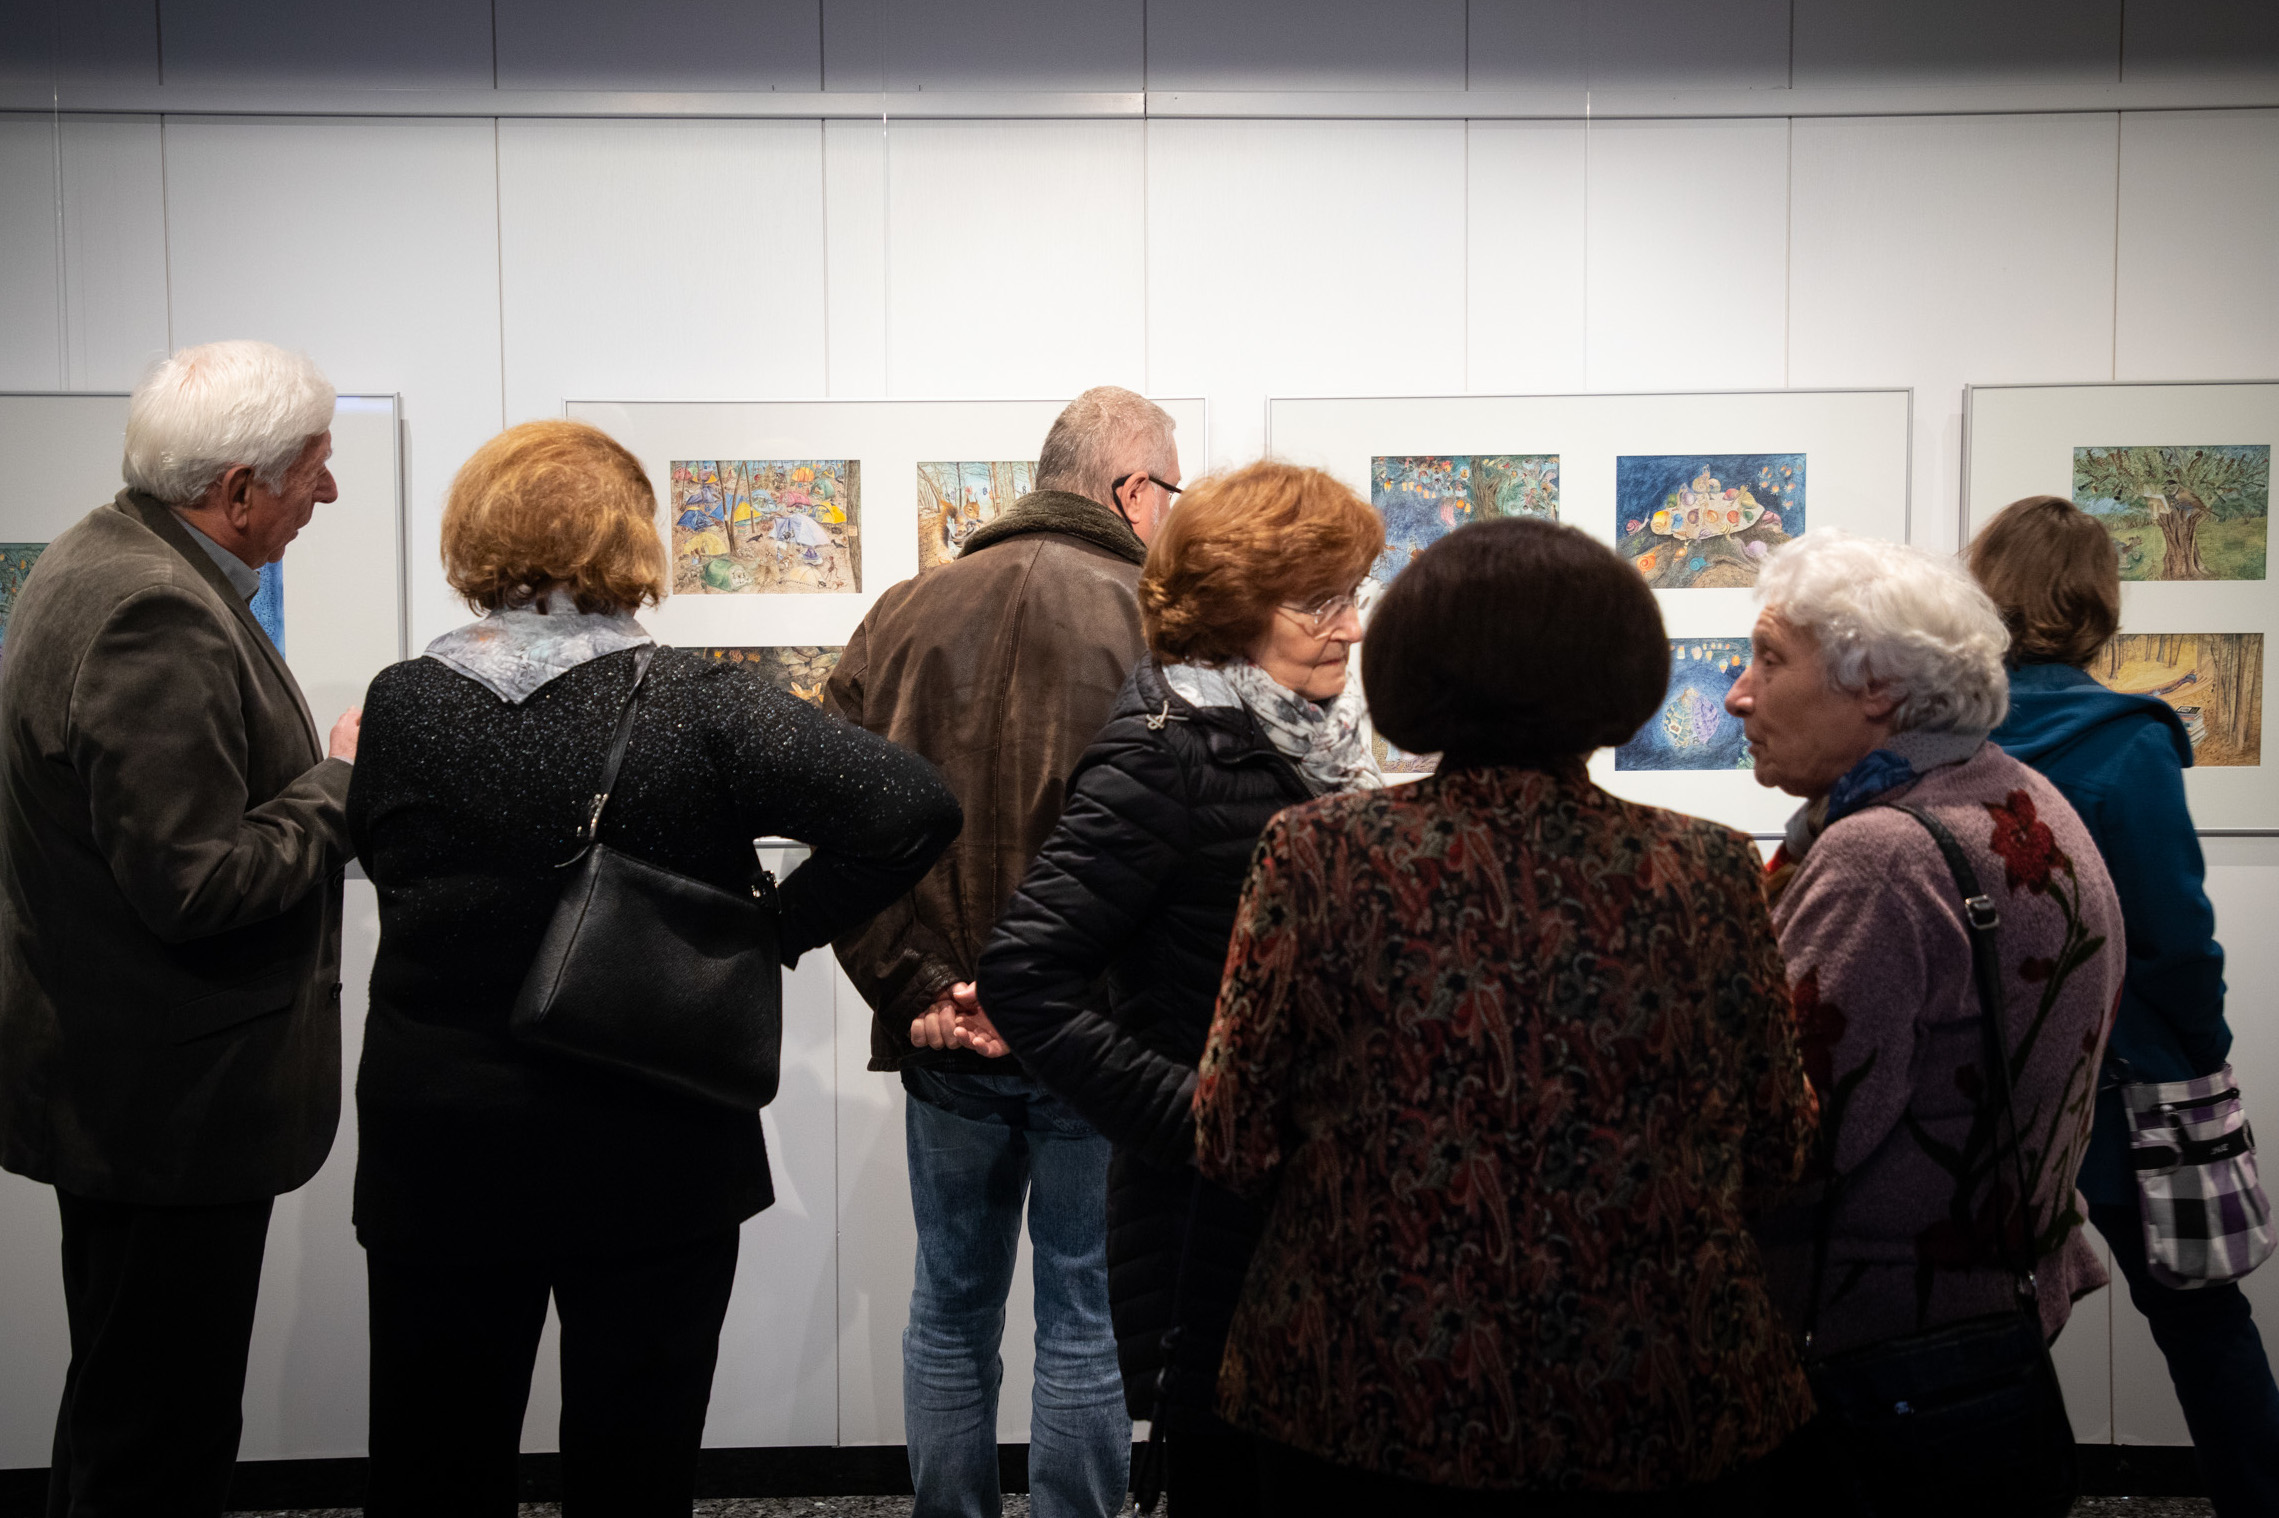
[1754,742,2125,1354]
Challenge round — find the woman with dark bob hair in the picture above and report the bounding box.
[1193,518,1818,1516]
[978,460,1384,1513]
[1974,496,2279,1515]
[348,420,960,1513]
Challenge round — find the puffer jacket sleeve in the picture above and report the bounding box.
[978,717,1202,1169]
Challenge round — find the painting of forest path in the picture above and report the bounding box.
[0,544,44,658]
[694,645,843,706]
[1616,639,1754,771]
[2073,445,2268,581]
[1616,454,1803,589]
[1367,455,1558,594]
[919,460,1035,570]
[2088,633,2263,767]
[671,460,860,595]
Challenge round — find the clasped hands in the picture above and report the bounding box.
[908,980,1008,1059]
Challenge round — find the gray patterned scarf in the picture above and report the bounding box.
[424,586,654,704]
[1163,658,1384,796]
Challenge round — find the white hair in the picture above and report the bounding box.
[1034,386,1177,506]
[1756,527,2011,734]
[122,340,336,504]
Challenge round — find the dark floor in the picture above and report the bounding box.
[230,1501,2209,1517]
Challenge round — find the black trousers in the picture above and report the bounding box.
[46,1188,275,1518]
[1256,1437,1778,1518]
[364,1227,740,1517]
[1164,1410,1262,1517]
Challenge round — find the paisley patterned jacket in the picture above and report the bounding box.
[1194,763,1817,1492]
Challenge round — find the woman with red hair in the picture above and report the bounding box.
[978,460,1385,1515]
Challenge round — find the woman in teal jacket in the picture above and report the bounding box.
[1974,495,2276,1516]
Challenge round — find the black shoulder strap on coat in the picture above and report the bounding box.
[574,644,658,849]
[1804,801,2039,1349]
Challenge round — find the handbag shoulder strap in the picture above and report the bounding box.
[1804,800,2038,1348]
[575,644,658,848]
[1890,803,2042,1292]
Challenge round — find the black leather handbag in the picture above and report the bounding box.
[1795,804,2079,1518]
[509,646,784,1111]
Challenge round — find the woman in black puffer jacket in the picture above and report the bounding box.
[977,462,1385,1515]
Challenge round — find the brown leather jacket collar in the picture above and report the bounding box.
[959,489,1147,567]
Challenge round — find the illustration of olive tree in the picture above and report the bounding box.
[2075,446,2270,581]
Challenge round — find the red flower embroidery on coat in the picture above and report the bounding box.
[1984,789,2069,894]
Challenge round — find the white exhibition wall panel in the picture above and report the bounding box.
[55,116,167,391]
[1579,118,1790,394]
[1464,121,1589,396]
[0,1167,64,1466]
[239,880,380,1459]
[824,120,889,397]
[0,114,60,391]
[1789,113,2120,554]
[160,114,504,653]
[1146,120,1467,469]
[883,121,1148,399]
[2115,110,2279,385]
[496,118,830,427]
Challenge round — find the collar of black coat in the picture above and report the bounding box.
[1130,657,1310,791]
[957,489,1146,566]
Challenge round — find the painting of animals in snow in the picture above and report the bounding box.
[2088,633,2263,767]
[1367,455,1557,594]
[2073,445,2268,582]
[694,645,843,706]
[918,461,1034,571]
[1616,639,1754,771]
[670,460,860,595]
[1616,454,1803,589]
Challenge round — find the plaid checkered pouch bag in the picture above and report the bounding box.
[2124,1064,2274,1289]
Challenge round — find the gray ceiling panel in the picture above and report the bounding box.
[159,0,492,89]
[2,0,160,92]
[496,0,821,92]
[2124,0,2279,78]
[1468,0,1587,92]
[1794,0,2121,87]
[1146,0,1467,92]
[1579,0,1791,91]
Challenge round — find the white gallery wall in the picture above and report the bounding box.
[3,0,2279,1474]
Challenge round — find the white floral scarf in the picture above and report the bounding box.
[423,586,654,705]
[1162,657,1384,796]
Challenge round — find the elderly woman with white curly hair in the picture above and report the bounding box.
[1727,529,2124,1513]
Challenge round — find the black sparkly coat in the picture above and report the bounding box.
[347,646,959,1256]
[978,657,1313,1422]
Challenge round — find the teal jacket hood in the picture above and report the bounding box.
[1995,660,2194,771]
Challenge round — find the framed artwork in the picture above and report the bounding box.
[694,644,844,705]
[567,398,1206,654]
[1268,389,1910,832]
[0,391,405,726]
[918,460,1035,570]
[1965,381,2279,831]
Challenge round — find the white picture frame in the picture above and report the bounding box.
[565,396,1209,653]
[1266,388,1913,836]
[1964,381,2279,833]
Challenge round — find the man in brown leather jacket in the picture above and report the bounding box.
[828,386,1179,1518]
[0,341,361,1517]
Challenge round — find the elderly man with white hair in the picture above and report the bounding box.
[0,340,361,1517]
[1725,529,2123,1513]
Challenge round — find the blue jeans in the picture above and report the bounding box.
[902,1067,1129,1518]
[2090,1196,2279,1517]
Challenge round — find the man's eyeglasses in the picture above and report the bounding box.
[1277,591,1359,636]
[1110,473,1183,501]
